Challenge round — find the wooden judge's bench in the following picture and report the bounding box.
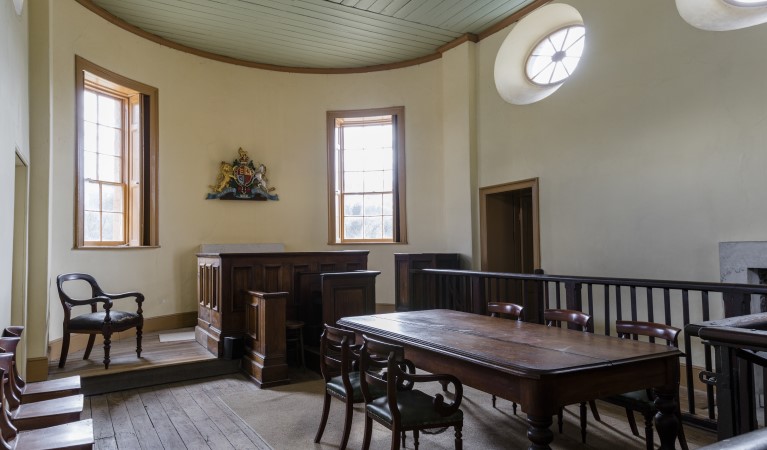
[195,247,378,386]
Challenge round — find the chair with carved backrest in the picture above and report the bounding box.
[544,308,601,444]
[487,302,524,413]
[359,334,464,450]
[314,323,369,450]
[0,328,81,403]
[0,355,94,449]
[607,320,689,450]
[56,273,145,370]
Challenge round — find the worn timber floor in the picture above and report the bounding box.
[82,373,273,450]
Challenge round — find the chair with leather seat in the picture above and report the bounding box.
[0,329,81,403]
[313,324,366,449]
[544,308,601,443]
[57,273,145,370]
[606,320,689,450]
[0,363,94,449]
[359,334,464,450]
[487,302,524,412]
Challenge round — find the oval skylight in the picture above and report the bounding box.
[725,0,767,6]
[525,25,585,86]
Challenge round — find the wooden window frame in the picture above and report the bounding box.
[326,107,407,244]
[75,56,159,249]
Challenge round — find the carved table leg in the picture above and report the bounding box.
[654,387,679,450]
[526,414,554,450]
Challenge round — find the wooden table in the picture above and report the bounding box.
[338,309,682,450]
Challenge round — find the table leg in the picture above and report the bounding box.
[654,387,679,450]
[526,414,554,450]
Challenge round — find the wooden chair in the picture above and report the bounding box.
[607,320,689,450]
[314,324,365,449]
[0,354,83,431]
[0,364,93,449]
[56,273,145,369]
[0,329,81,403]
[487,302,524,412]
[544,308,601,443]
[359,334,464,450]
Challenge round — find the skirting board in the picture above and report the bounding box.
[47,311,197,365]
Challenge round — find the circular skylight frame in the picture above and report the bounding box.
[494,4,585,105]
[724,0,767,6]
[525,24,586,87]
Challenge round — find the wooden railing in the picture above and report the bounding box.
[407,268,767,430]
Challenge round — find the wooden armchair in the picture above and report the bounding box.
[0,364,93,449]
[544,309,601,443]
[359,335,464,450]
[314,324,366,450]
[487,302,524,412]
[0,354,83,431]
[607,320,689,450]
[0,329,80,403]
[56,273,145,369]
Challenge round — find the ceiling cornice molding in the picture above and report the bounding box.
[477,0,552,41]
[74,0,544,74]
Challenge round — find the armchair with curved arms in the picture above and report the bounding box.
[56,273,145,370]
[359,335,464,450]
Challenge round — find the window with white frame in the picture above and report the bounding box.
[327,107,406,244]
[75,56,159,248]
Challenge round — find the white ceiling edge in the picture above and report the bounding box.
[494,3,583,106]
[676,0,767,31]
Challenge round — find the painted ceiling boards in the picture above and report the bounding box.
[84,0,542,70]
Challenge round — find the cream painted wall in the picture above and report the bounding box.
[44,0,452,341]
[477,1,767,288]
[0,0,29,330]
[441,43,478,265]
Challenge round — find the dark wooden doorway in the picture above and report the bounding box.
[479,178,541,320]
[480,178,539,272]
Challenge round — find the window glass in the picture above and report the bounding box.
[327,108,406,244]
[526,25,586,86]
[76,56,159,248]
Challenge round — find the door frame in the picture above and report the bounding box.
[479,177,540,271]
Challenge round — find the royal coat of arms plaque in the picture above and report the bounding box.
[206,148,279,201]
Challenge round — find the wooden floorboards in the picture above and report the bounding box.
[83,374,271,450]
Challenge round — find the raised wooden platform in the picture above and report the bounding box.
[48,328,240,396]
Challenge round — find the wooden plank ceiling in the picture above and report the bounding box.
[87,0,540,69]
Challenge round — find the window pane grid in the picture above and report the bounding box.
[337,118,395,242]
[82,86,127,245]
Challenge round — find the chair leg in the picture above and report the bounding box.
[643,411,654,450]
[136,325,143,358]
[362,415,373,450]
[626,408,640,437]
[391,425,401,450]
[557,407,564,433]
[58,332,71,368]
[401,430,406,447]
[589,400,601,421]
[103,332,112,369]
[413,429,419,450]
[512,402,518,415]
[677,408,690,450]
[313,392,331,443]
[492,395,497,408]
[454,425,463,450]
[82,334,96,360]
[340,400,354,450]
[579,402,587,443]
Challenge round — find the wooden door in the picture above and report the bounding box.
[480,178,541,321]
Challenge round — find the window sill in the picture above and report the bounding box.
[73,245,161,250]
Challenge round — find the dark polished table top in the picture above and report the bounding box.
[339,309,680,377]
[339,309,683,449]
